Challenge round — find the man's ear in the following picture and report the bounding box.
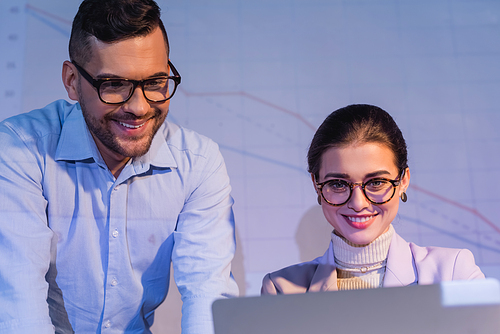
[62,60,79,101]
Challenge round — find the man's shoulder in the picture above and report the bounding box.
[1,99,77,140]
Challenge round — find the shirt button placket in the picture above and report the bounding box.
[105,183,126,330]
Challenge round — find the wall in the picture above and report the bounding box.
[1,1,499,333]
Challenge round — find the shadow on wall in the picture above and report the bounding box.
[295,205,333,262]
[150,226,246,334]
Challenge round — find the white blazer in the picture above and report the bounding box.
[262,231,485,294]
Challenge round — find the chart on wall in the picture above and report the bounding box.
[1,0,499,295]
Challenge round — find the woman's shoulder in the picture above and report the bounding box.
[391,231,476,265]
[409,241,469,260]
[404,238,485,281]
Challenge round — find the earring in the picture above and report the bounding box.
[317,194,322,205]
[400,192,407,203]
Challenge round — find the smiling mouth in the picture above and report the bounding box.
[118,121,147,129]
[345,216,374,223]
[343,214,378,229]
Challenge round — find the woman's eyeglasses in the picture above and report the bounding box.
[316,176,402,206]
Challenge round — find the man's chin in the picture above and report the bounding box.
[115,142,152,158]
[107,134,154,158]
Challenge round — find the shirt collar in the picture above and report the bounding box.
[130,121,177,171]
[55,103,95,162]
[55,103,178,170]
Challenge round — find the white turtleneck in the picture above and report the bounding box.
[331,225,394,290]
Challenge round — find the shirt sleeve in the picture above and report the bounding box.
[261,274,278,295]
[171,139,239,334]
[0,124,55,334]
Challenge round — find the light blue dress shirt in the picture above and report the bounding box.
[0,100,239,334]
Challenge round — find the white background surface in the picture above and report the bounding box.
[1,1,499,332]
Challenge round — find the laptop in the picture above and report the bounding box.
[212,278,500,334]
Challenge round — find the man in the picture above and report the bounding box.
[0,0,238,333]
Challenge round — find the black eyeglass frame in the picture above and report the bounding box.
[315,175,402,206]
[72,60,181,104]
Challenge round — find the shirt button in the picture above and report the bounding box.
[112,229,119,238]
[104,320,111,328]
[111,278,118,286]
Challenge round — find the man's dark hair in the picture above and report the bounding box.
[69,0,169,65]
[307,104,408,179]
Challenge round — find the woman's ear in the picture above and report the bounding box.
[62,60,79,101]
[399,168,410,196]
[311,173,322,205]
[311,173,317,192]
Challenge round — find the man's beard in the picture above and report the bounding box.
[79,93,167,159]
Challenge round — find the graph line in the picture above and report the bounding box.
[25,4,71,38]
[219,144,308,174]
[178,87,317,131]
[410,184,500,235]
[26,4,72,25]
[401,214,500,254]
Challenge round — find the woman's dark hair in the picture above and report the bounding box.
[307,104,408,179]
[69,0,169,65]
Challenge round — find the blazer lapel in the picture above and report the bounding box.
[309,242,339,292]
[383,231,418,287]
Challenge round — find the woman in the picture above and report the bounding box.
[261,104,484,295]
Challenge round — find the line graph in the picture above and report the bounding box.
[14,1,500,285]
[25,0,499,239]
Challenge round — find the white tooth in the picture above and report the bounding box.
[119,122,144,129]
[349,216,371,223]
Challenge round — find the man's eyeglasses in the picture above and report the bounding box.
[316,176,402,206]
[72,61,181,104]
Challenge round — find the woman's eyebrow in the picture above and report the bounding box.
[365,170,392,178]
[323,172,350,179]
[323,170,392,180]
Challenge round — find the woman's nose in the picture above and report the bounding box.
[347,185,370,211]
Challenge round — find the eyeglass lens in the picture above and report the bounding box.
[321,179,396,205]
[99,78,176,104]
